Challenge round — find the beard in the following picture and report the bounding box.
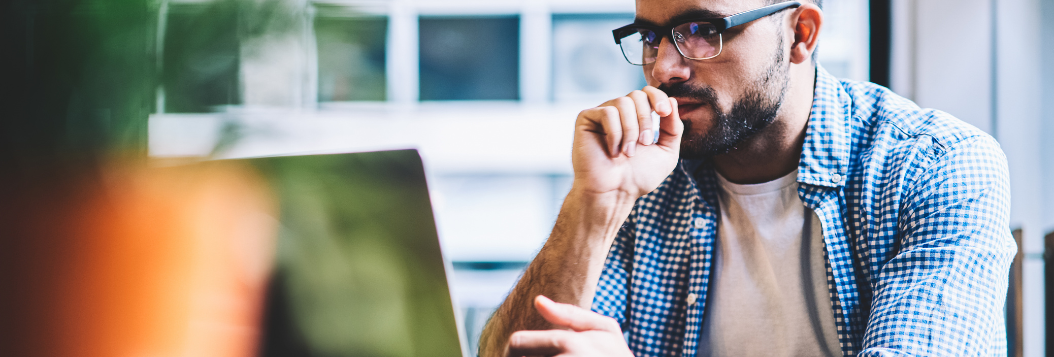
[658,34,791,159]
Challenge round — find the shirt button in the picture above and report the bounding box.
[687,293,698,306]
[831,174,842,184]
[693,217,705,228]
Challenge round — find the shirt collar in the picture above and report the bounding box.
[679,65,851,189]
[796,65,851,188]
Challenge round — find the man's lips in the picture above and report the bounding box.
[674,100,707,117]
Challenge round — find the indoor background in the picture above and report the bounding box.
[1,0,1051,355]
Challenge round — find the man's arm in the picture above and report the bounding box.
[477,89,683,357]
[477,189,636,355]
[860,135,1017,356]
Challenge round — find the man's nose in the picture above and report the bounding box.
[649,38,691,85]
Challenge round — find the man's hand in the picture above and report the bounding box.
[478,88,678,357]
[506,296,633,357]
[572,87,683,199]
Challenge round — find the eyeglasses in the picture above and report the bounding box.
[612,1,801,66]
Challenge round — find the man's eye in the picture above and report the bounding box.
[642,31,657,43]
[688,22,716,37]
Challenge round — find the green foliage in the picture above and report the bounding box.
[0,0,157,163]
[0,0,308,164]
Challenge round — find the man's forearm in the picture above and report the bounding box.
[478,188,636,357]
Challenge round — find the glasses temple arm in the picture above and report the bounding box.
[723,1,802,30]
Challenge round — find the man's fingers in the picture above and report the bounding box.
[627,90,654,146]
[578,107,624,158]
[642,86,671,146]
[656,98,683,149]
[534,295,622,333]
[611,97,639,157]
[507,304,634,357]
[598,106,624,157]
[505,330,574,357]
[642,86,672,117]
[578,91,674,158]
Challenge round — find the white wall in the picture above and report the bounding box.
[1040,0,1054,352]
[995,0,1045,355]
[1042,0,1054,243]
[892,0,994,133]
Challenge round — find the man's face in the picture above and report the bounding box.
[636,0,792,159]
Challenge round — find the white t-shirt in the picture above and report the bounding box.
[696,169,841,357]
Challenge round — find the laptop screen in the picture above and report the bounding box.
[243,149,464,357]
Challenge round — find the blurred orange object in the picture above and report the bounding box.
[0,161,276,357]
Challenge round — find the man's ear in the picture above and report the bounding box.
[789,4,822,64]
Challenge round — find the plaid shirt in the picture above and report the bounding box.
[591,66,1017,357]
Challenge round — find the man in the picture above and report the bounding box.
[480,0,1016,356]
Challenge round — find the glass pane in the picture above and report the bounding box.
[552,14,645,103]
[419,16,520,101]
[677,22,721,59]
[315,14,387,102]
[163,3,241,113]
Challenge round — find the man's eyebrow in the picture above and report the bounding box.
[633,8,729,28]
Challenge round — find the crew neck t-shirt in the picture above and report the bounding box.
[696,169,841,357]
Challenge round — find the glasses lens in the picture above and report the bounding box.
[672,22,721,59]
[618,28,660,65]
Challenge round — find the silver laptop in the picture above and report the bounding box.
[240,149,466,357]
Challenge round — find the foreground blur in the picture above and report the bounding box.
[0,163,276,356]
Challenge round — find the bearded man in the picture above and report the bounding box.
[479,0,1016,356]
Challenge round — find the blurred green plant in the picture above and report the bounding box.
[0,0,307,166]
[1,0,157,165]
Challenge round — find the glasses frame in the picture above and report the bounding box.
[612,1,802,65]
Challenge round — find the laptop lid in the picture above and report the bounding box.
[243,149,466,357]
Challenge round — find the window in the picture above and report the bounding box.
[816,0,870,81]
[315,9,388,102]
[551,14,645,103]
[162,2,241,113]
[419,16,520,101]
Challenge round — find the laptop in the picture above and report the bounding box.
[236,149,466,357]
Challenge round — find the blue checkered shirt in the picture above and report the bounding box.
[591,66,1017,356]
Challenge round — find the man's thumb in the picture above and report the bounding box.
[533,295,620,332]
